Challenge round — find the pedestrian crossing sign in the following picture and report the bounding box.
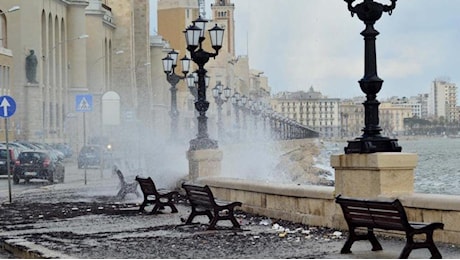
[76,94,93,112]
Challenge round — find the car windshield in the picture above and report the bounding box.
[81,146,101,154]
[19,152,47,163]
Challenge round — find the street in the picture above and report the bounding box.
[0,160,115,203]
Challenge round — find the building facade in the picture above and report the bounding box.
[0,0,154,157]
[428,79,458,123]
[1,0,91,144]
[271,87,340,138]
[0,22,15,140]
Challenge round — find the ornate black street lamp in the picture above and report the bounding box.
[187,72,210,101]
[162,49,190,139]
[241,95,249,130]
[184,16,224,150]
[231,90,241,128]
[212,81,231,140]
[343,0,402,154]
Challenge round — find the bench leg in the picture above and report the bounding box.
[151,204,161,214]
[228,208,241,228]
[185,212,196,225]
[139,201,148,212]
[341,237,354,254]
[185,209,213,225]
[168,203,178,213]
[151,204,177,214]
[341,228,382,254]
[400,231,442,259]
[368,229,383,251]
[207,209,241,230]
[426,231,442,259]
[208,216,218,230]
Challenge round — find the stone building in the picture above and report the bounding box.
[340,97,412,139]
[0,0,153,154]
[0,8,15,140]
[428,78,458,123]
[1,0,91,145]
[379,102,413,136]
[271,87,340,138]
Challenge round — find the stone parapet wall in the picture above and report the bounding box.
[198,177,460,245]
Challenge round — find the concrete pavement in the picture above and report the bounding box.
[0,163,458,258]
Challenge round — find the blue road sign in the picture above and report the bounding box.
[0,96,16,118]
[76,94,93,112]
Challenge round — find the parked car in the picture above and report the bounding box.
[77,145,111,169]
[13,150,65,184]
[50,143,73,158]
[0,148,20,175]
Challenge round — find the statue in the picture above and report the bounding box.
[25,49,38,84]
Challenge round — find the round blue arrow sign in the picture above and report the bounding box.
[0,96,16,118]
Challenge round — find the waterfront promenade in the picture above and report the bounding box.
[0,165,459,258]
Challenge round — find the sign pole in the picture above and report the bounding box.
[5,118,11,203]
[83,112,87,185]
[0,96,16,203]
[76,94,92,185]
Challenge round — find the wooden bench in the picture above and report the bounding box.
[114,167,140,199]
[182,183,242,230]
[135,176,179,214]
[336,195,444,259]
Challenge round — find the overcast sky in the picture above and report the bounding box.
[150,0,460,100]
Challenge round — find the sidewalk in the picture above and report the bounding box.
[0,165,459,258]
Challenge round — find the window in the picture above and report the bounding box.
[0,13,6,47]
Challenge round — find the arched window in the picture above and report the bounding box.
[0,13,6,47]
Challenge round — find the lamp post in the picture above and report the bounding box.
[212,81,231,141]
[162,49,190,139]
[240,95,248,133]
[231,89,241,129]
[187,71,210,101]
[184,16,224,150]
[343,0,401,154]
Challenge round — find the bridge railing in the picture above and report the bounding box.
[226,103,319,143]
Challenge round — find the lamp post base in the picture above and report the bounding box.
[345,136,402,154]
[189,137,218,151]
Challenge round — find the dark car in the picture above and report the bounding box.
[0,148,19,175]
[51,143,73,158]
[13,150,65,184]
[77,145,111,169]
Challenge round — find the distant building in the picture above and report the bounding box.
[339,99,364,138]
[428,79,457,122]
[271,87,340,138]
[340,97,412,138]
[387,96,422,119]
[379,103,413,136]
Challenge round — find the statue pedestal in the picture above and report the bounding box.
[25,83,39,87]
[187,149,223,181]
[331,153,417,198]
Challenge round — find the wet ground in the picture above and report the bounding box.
[0,191,346,258]
[0,173,459,258]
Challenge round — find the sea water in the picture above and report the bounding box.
[321,137,460,196]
